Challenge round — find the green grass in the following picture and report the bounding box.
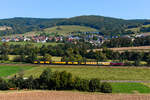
[22,65,150,81]
[111,83,150,93]
[7,55,62,62]
[2,25,99,37]
[2,65,150,81]
[43,25,99,36]
[1,65,150,94]
[52,56,62,61]
[0,42,63,47]
[126,24,150,33]
[0,65,33,77]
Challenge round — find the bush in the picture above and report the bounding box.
[101,82,112,93]
[50,71,75,90]
[124,61,133,66]
[3,68,112,93]
[24,75,34,89]
[42,54,52,61]
[133,60,141,66]
[74,77,89,91]
[13,54,26,62]
[0,55,9,61]
[0,77,9,90]
[39,68,52,89]
[89,78,101,92]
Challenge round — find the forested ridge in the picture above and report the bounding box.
[0,17,65,36]
[57,15,148,35]
[0,15,149,36]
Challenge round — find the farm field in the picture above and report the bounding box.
[0,91,150,100]
[126,24,150,33]
[43,25,99,36]
[1,65,150,81]
[2,65,149,81]
[91,46,150,52]
[111,83,150,93]
[0,65,33,77]
[0,65,150,81]
[2,25,99,38]
[0,42,63,47]
[1,65,150,93]
[7,55,62,62]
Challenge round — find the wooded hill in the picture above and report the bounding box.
[0,15,149,36]
[0,17,64,36]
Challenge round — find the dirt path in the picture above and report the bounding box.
[0,91,150,100]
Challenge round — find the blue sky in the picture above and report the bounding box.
[0,0,149,19]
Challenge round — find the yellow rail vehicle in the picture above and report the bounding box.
[80,62,86,65]
[34,61,38,64]
[86,62,97,65]
[73,62,78,65]
[40,61,45,64]
[45,61,50,64]
[98,62,110,66]
[33,61,118,66]
[53,62,66,65]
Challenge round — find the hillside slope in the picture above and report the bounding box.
[0,17,65,36]
[0,15,149,36]
[56,15,148,35]
[43,25,99,36]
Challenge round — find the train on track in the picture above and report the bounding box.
[33,61,125,66]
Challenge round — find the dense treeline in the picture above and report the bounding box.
[0,68,112,93]
[0,15,148,36]
[140,27,150,32]
[0,17,64,36]
[102,36,150,47]
[87,48,150,66]
[0,42,150,66]
[56,15,147,35]
[0,42,94,63]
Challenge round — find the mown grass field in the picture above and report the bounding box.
[0,65,33,77]
[91,46,150,53]
[2,25,99,38]
[126,24,150,33]
[7,55,61,62]
[1,65,150,93]
[43,25,99,36]
[21,65,150,81]
[0,42,63,47]
[1,65,150,81]
[111,83,150,93]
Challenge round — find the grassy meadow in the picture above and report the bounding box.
[126,24,150,33]
[0,42,63,47]
[43,25,99,36]
[0,65,33,77]
[0,64,150,81]
[111,83,150,93]
[16,65,150,81]
[1,65,150,93]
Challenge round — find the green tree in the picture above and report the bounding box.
[89,78,101,92]
[146,53,150,66]
[101,82,112,93]
[39,68,52,89]
[95,51,107,61]
[24,75,34,89]
[26,52,38,63]
[0,43,9,61]
[0,77,9,90]
[43,53,52,61]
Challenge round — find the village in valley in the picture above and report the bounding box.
[0,32,105,46]
[1,31,150,46]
